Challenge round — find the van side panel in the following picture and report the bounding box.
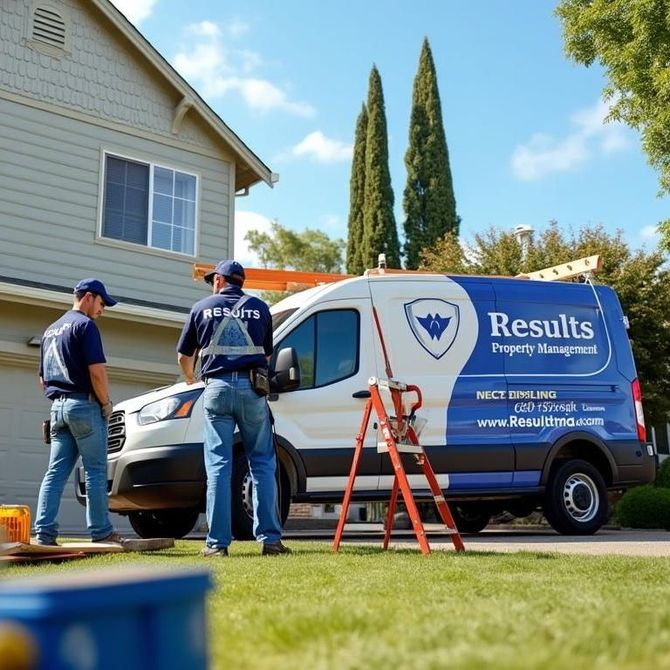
[370,275,652,493]
[370,276,515,490]
[490,281,632,470]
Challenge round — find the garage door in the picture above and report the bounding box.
[0,364,154,537]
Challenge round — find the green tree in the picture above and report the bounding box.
[245,221,345,304]
[362,65,401,269]
[556,0,670,251]
[346,104,368,275]
[403,38,459,269]
[421,222,670,424]
[246,221,344,273]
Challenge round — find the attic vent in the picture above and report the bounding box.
[32,7,66,49]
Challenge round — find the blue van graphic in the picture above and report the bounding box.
[404,298,460,359]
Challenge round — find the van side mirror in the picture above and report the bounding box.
[271,347,300,392]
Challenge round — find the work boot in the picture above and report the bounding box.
[93,532,171,552]
[34,537,59,547]
[261,541,291,556]
[201,546,228,557]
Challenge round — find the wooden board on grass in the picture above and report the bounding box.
[1,551,88,564]
[0,538,174,557]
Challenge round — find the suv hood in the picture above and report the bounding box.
[115,381,205,414]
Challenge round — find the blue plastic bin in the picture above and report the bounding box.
[0,567,212,670]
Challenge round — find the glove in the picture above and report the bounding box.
[101,401,114,420]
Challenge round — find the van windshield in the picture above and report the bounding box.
[272,308,298,332]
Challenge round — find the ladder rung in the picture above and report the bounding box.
[369,377,409,392]
[377,441,423,453]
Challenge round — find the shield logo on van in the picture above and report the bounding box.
[404,299,460,359]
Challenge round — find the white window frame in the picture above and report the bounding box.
[97,150,200,259]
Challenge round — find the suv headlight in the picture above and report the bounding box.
[137,390,202,426]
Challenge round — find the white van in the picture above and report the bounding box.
[76,270,656,537]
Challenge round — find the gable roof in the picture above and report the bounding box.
[90,0,275,191]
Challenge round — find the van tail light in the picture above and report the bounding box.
[632,379,646,442]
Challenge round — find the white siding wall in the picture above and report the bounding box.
[0,95,232,309]
[0,0,242,309]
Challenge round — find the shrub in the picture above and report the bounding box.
[615,485,670,529]
[655,458,670,489]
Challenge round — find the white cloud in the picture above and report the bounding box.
[174,43,227,83]
[511,98,632,180]
[188,21,221,38]
[640,225,660,241]
[287,131,353,163]
[231,78,314,116]
[227,19,250,37]
[234,211,274,267]
[173,22,314,117]
[110,0,157,25]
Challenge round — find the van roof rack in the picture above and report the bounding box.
[515,254,602,281]
[192,254,602,291]
[191,264,353,291]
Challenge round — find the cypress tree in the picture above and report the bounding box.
[403,38,458,269]
[346,103,368,275]
[362,65,400,269]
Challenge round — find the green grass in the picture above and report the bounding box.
[4,540,670,669]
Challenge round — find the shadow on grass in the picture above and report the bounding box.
[330,546,564,561]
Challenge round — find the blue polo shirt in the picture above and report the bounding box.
[177,286,273,378]
[39,310,106,399]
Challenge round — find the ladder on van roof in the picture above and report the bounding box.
[192,254,602,291]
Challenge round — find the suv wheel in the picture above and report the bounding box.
[128,508,200,539]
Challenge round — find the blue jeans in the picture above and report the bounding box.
[34,395,113,542]
[203,374,281,548]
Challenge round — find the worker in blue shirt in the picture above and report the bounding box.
[34,278,125,546]
[177,260,290,557]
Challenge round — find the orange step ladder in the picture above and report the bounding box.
[333,376,465,555]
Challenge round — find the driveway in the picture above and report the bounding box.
[284,524,670,557]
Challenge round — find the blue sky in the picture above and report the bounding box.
[111,0,668,266]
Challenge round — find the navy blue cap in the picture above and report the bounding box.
[204,260,246,285]
[73,278,117,307]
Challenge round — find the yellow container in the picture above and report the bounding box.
[0,505,31,544]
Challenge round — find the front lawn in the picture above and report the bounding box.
[4,540,670,669]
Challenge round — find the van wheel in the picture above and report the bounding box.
[450,503,491,533]
[543,459,608,535]
[128,508,199,539]
[231,454,291,541]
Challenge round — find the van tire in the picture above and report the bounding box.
[128,508,200,539]
[543,459,608,535]
[231,454,291,541]
[450,503,492,533]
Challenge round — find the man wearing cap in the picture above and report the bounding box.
[177,260,290,557]
[33,278,124,546]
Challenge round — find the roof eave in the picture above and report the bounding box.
[91,0,274,190]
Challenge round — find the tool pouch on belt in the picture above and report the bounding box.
[250,368,270,397]
[42,419,51,445]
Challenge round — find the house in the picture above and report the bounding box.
[0,0,273,532]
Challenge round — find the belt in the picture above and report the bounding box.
[52,392,94,401]
[207,369,251,379]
